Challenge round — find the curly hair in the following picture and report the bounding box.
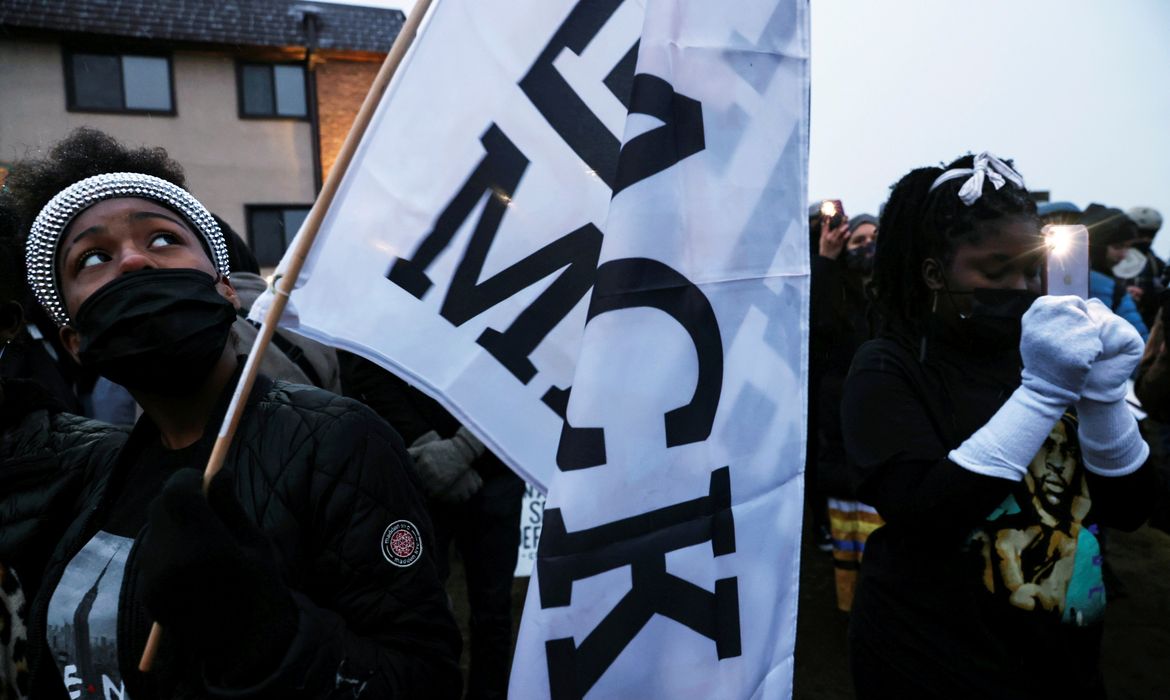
[870,154,1038,333]
[3,127,187,236]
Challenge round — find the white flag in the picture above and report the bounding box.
[509,1,809,698]
[257,0,653,490]
[258,0,809,694]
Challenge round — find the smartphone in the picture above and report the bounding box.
[1044,224,1089,298]
[820,199,845,230]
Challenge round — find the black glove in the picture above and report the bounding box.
[137,468,297,686]
[407,427,486,503]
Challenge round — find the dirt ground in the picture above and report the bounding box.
[446,520,1170,699]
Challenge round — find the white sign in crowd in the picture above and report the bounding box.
[260,0,810,697]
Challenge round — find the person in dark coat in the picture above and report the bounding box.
[843,153,1154,699]
[3,128,460,699]
[0,206,129,700]
[341,353,525,700]
[811,212,884,611]
[807,200,853,551]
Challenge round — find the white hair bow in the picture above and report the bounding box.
[929,152,1025,206]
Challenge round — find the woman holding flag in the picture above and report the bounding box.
[842,153,1155,698]
[4,128,460,699]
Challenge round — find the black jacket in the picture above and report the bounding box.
[12,373,461,699]
[843,329,1155,699]
[0,379,127,595]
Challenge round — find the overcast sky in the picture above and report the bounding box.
[322,0,1170,256]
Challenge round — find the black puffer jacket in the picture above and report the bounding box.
[18,373,461,699]
[0,379,127,595]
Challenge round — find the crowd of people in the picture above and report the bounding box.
[0,127,1166,700]
[808,153,1166,698]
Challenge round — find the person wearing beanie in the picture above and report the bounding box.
[1037,201,1081,227]
[1119,206,1167,328]
[816,210,883,611]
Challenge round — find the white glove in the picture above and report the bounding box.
[1075,298,1149,476]
[1018,296,1101,403]
[950,296,1101,480]
[1080,298,1144,402]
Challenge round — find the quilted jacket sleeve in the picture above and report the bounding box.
[215,392,461,699]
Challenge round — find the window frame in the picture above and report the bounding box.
[245,204,314,267]
[62,47,177,116]
[235,60,310,121]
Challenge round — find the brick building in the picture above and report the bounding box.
[0,0,401,265]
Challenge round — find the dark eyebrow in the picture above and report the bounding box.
[65,224,106,250]
[131,210,190,230]
[64,210,190,253]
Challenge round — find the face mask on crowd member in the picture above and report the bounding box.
[25,174,240,397]
[844,214,878,275]
[920,215,1043,351]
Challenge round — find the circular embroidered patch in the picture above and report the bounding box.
[381,520,423,567]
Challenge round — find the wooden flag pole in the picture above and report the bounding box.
[139,0,437,672]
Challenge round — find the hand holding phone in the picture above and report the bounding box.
[1044,224,1089,299]
[820,199,846,230]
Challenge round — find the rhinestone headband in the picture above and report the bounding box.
[25,172,230,325]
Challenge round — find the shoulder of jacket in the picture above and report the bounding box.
[252,381,396,440]
[850,336,916,373]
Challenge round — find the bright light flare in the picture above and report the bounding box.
[820,200,837,218]
[1045,225,1076,258]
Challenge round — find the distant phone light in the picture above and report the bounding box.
[820,200,837,218]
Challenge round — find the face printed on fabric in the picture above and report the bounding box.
[1030,426,1077,510]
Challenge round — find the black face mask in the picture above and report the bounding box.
[844,241,876,275]
[74,269,237,396]
[949,288,1039,353]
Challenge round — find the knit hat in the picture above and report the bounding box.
[1081,203,1138,248]
[1127,206,1162,234]
[847,213,877,232]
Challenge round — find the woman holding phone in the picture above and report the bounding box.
[842,153,1155,698]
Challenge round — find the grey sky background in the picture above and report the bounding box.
[323,0,1170,257]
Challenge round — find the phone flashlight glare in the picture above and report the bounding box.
[1046,225,1075,258]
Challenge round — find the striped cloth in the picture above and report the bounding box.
[827,498,884,612]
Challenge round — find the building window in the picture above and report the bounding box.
[248,206,312,267]
[238,63,308,118]
[65,50,174,113]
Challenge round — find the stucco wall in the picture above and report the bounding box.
[0,37,316,237]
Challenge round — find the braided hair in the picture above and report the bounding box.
[870,154,1038,333]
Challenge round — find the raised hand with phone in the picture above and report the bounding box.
[817,198,850,259]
